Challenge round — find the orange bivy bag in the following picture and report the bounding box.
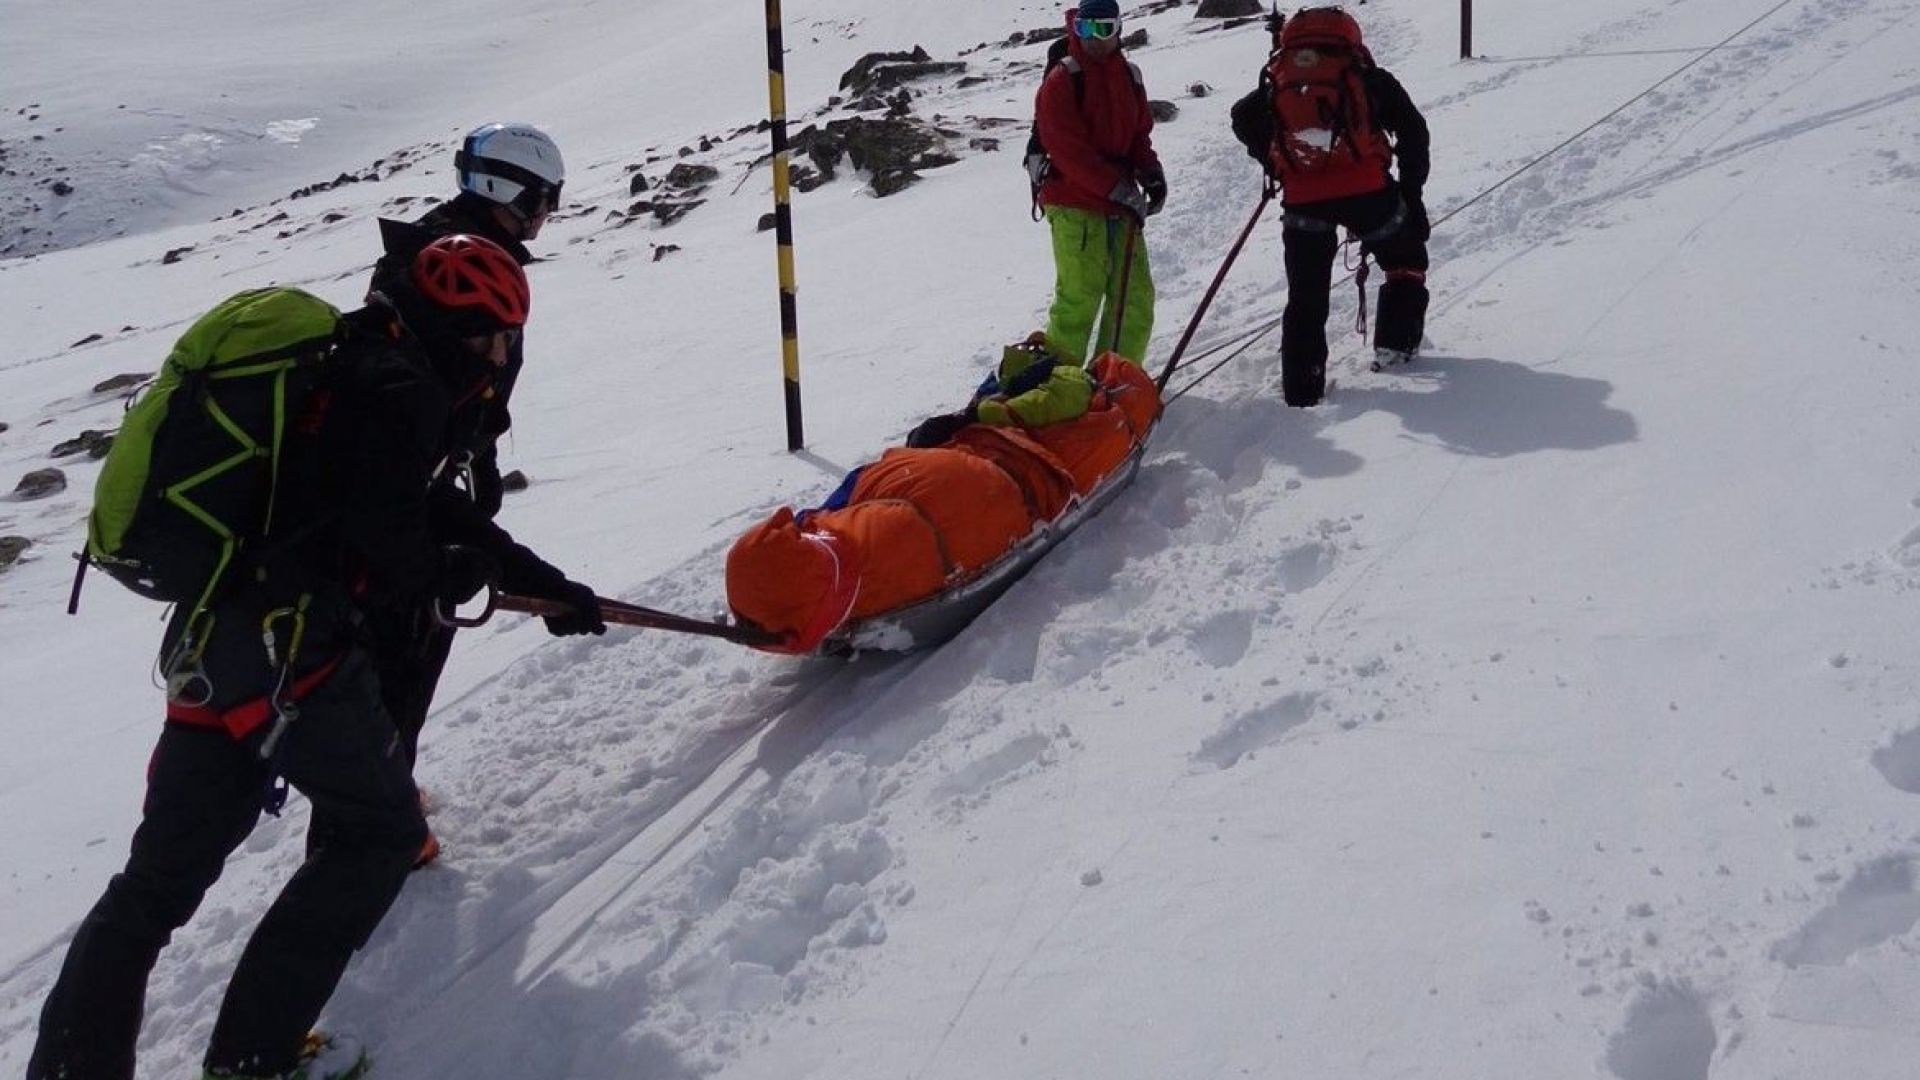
[727,355,1159,648]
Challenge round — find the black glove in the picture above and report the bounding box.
[1402,189,1431,243]
[542,578,607,637]
[1139,167,1167,218]
[1107,177,1149,221]
[435,545,497,606]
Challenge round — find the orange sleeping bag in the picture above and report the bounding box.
[727,353,1161,644]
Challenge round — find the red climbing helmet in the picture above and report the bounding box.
[410,234,530,331]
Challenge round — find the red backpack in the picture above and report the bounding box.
[1264,7,1393,203]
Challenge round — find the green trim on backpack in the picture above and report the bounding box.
[87,288,342,611]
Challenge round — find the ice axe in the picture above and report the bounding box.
[438,586,788,649]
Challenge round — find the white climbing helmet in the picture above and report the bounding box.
[455,122,565,220]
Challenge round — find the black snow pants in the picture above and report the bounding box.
[365,601,456,768]
[28,649,426,1080]
[1280,183,1431,407]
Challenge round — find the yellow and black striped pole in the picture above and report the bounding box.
[764,0,805,451]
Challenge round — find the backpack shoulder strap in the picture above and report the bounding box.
[1058,55,1089,107]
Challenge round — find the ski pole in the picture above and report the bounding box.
[1156,186,1274,393]
[1106,214,1141,357]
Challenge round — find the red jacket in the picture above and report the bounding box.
[1035,16,1160,216]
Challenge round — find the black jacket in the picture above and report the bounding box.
[166,306,562,718]
[368,194,533,517]
[1230,63,1430,198]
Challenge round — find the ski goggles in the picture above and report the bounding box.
[1074,17,1121,40]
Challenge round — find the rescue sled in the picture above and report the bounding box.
[727,353,1160,656]
[819,439,1147,655]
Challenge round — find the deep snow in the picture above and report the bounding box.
[3,1,1919,1077]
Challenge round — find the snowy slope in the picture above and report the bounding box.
[4,1,1920,1078]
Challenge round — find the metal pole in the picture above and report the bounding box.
[1157,187,1273,393]
[1461,0,1474,60]
[1106,217,1140,357]
[764,0,805,451]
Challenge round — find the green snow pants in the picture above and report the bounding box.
[1043,205,1155,366]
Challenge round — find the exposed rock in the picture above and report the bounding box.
[0,421,9,434]
[663,163,719,190]
[0,535,30,571]
[1196,0,1263,16]
[627,199,655,217]
[969,137,1003,152]
[838,47,929,93]
[861,59,967,97]
[792,125,844,180]
[629,172,651,195]
[791,164,829,193]
[1188,81,1214,98]
[13,468,66,499]
[1149,100,1180,123]
[500,469,529,493]
[1121,29,1149,49]
[1011,26,1067,47]
[92,373,147,395]
[161,246,193,265]
[871,170,922,198]
[51,180,73,197]
[51,429,114,459]
[757,212,778,233]
[838,117,940,175]
[654,199,705,225]
[651,244,681,263]
[321,211,347,224]
[70,332,103,347]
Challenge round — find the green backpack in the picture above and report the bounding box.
[85,287,343,617]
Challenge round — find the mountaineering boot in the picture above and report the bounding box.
[410,788,439,870]
[1282,357,1327,407]
[413,830,441,870]
[1371,346,1416,371]
[200,1031,371,1080]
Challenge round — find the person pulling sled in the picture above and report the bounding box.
[1231,6,1431,405]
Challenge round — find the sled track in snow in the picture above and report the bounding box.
[376,648,927,1066]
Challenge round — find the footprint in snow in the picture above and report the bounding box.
[1890,524,1920,571]
[1187,609,1254,668]
[1604,980,1716,1080]
[1771,855,1920,968]
[1191,693,1318,770]
[1872,727,1920,794]
[1276,539,1337,593]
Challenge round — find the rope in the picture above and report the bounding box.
[1164,0,1801,403]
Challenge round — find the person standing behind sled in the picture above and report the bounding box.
[364,122,582,870]
[1033,0,1166,366]
[1230,6,1431,406]
[29,236,601,1080]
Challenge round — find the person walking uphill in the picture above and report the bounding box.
[1231,6,1430,406]
[30,235,603,1080]
[364,121,571,867]
[1033,0,1166,366]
